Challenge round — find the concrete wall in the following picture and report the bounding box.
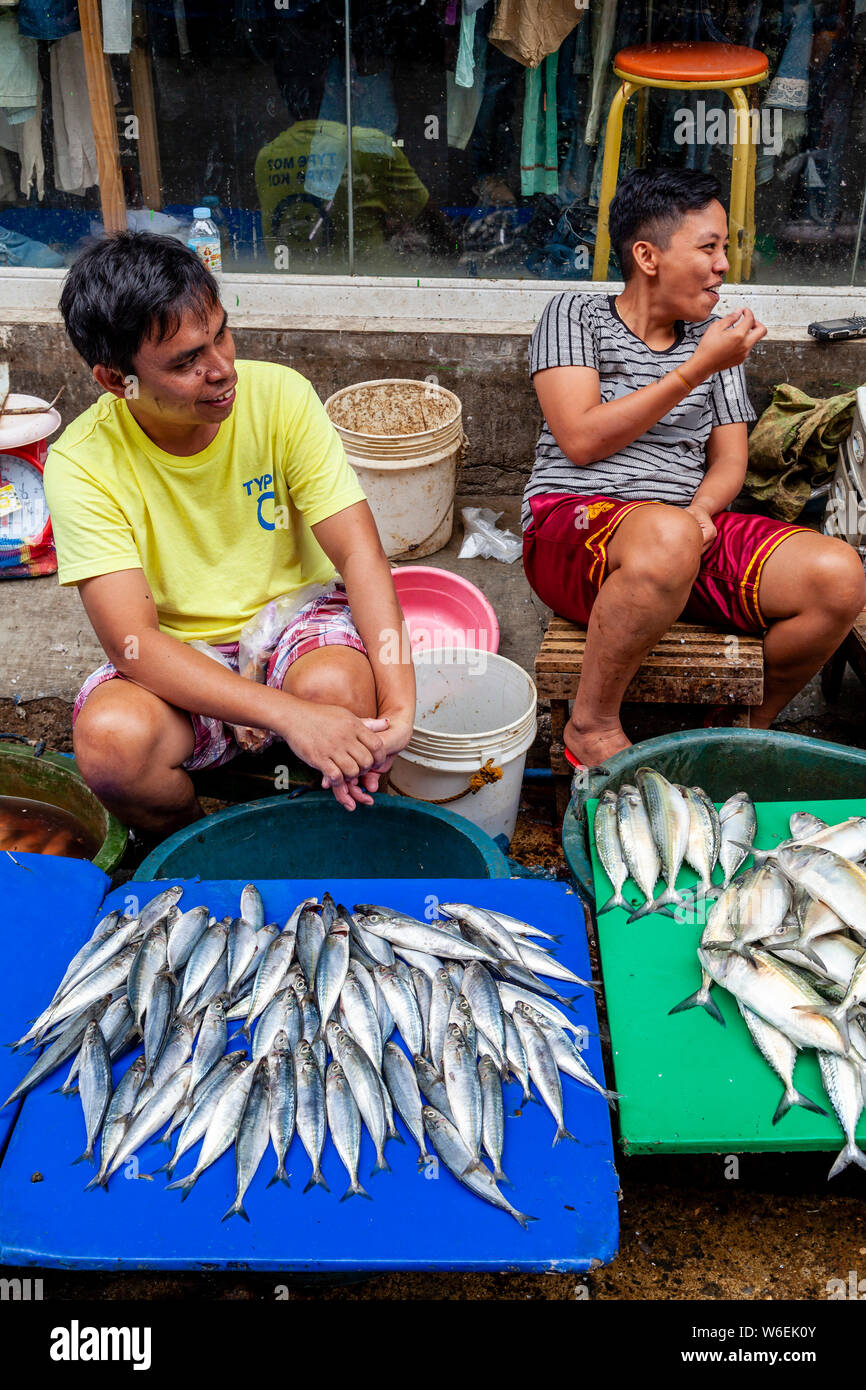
[7,319,866,495]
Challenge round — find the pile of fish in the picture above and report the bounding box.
[594,767,866,1178]
[4,887,614,1226]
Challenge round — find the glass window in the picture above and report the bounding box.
[0,1,863,285]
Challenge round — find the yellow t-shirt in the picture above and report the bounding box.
[43,360,366,644]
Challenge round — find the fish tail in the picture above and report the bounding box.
[152,1157,176,1177]
[339,1179,373,1202]
[552,1124,578,1147]
[512,1210,538,1230]
[371,1152,391,1176]
[71,1148,94,1167]
[626,898,657,923]
[604,1089,622,1109]
[597,890,628,916]
[83,1172,108,1193]
[828,1140,866,1180]
[773,1085,828,1126]
[165,1173,198,1198]
[221,1199,249,1223]
[493,1163,512,1187]
[669,985,725,1027]
[388,1128,407,1146]
[156,968,177,986]
[266,1163,290,1189]
[303,1168,330,1194]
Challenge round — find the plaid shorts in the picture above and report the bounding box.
[72,584,367,772]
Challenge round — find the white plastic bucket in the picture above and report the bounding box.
[324,378,464,560]
[388,650,538,844]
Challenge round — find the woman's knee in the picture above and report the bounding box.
[802,538,866,622]
[614,505,703,591]
[284,649,376,717]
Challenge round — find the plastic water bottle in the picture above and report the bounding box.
[202,196,234,262]
[187,206,222,274]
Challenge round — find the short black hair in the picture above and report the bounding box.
[609,168,723,281]
[60,231,221,374]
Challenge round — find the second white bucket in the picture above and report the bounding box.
[388,650,538,844]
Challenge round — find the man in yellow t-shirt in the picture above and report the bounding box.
[44,231,415,834]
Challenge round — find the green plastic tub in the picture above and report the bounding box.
[134,790,511,881]
[563,728,866,899]
[0,744,127,874]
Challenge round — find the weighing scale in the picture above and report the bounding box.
[0,394,62,578]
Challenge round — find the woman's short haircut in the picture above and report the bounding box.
[609,167,724,280]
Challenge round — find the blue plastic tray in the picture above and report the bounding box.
[0,853,110,1152]
[0,878,619,1272]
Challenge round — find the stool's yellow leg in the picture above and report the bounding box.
[744,106,757,280]
[594,81,635,281]
[728,85,751,283]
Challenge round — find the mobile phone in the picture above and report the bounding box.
[808,316,866,341]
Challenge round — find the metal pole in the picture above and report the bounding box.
[344,0,354,275]
[851,173,866,287]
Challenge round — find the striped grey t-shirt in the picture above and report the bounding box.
[522,293,756,530]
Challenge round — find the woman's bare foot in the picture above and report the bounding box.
[564,717,632,768]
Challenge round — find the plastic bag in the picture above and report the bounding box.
[457,507,523,563]
[189,640,272,755]
[237,579,338,683]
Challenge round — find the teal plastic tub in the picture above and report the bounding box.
[562,728,866,899]
[134,790,511,881]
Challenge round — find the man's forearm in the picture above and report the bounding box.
[340,551,415,720]
[565,367,703,465]
[113,628,303,733]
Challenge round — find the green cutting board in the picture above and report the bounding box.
[589,797,866,1156]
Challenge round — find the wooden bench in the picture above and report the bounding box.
[821,611,866,700]
[534,615,765,814]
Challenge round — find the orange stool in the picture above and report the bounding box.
[593,42,769,283]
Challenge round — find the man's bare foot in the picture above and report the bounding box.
[564,718,632,767]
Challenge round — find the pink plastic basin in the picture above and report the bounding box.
[391,566,500,654]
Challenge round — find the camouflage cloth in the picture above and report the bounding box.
[744,382,857,522]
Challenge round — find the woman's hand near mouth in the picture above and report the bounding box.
[689,308,767,382]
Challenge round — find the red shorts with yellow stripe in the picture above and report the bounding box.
[523,493,810,634]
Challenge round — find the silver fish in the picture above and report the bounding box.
[503,1011,532,1106]
[137,1017,195,1113]
[460,963,507,1073]
[127,924,169,1033]
[422,1107,535,1228]
[616,783,661,911]
[355,908,499,964]
[437,903,523,963]
[243,932,295,1037]
[415,1055,455,1121]
[339,970,383,1070]
[632,767,690,917]
[252,988,293,1063]
[165,1061,256,1198]
[178,923,228,1016]
[296,906,326,989]
[222,1057,271,1222]
[190,995,228,1092]
[226,916,259,997]
[718,791,757,887]
[240,883,265,931]
[495,982,582,1037]
[593,789,630,914]
[104,1062,193,1185]
[410,967,432,1053]
[314,909,350,1037]
[235,924,281,996]
[478,1054,509,1184]
[680,785,721,895]
[737,1004,827,1125]
[382,1039,429,1160]
[166,905,209,978]
[819,1051,866,1179]
[72,1021,113,1166]
[517,1002,618,1107]
[266,1031,295,1189]
[3,995,115,1109]
[326,1060,370,1202]
[699,947,850,1055]
[158,1057,251,1178]
[484,908,560,944]
[327,1022,389,1174]
[299,991,326,1075]
[294,1038,329,1192]
[142,972,173,1082]
[449,994,476,1056]
[776,846,866,938]
[136,885,184,935]
[512,1007,575,1145]
[87,1054,146,1189]
[442,1021,483,1162]
[428,968,455,1073]
[55,913,143,1004]
[374,965,424,1058]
